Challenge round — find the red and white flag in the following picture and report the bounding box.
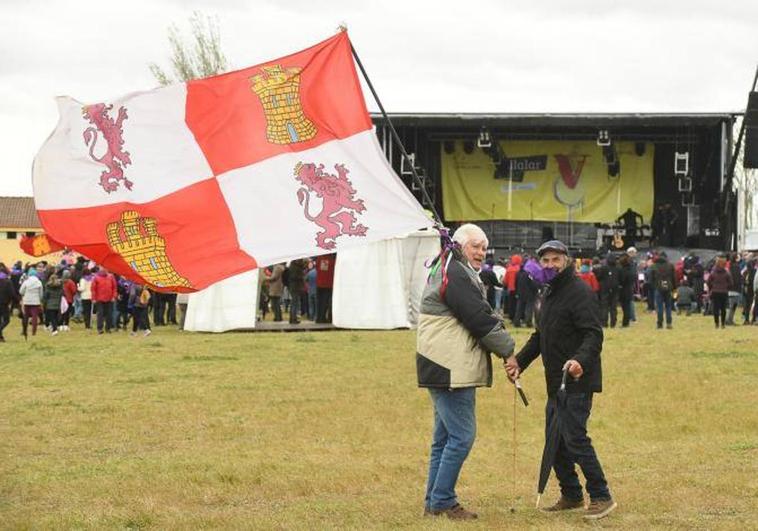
[33,31,432,291]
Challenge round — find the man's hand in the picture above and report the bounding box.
[504,355,520,382]
[563,359,583,379]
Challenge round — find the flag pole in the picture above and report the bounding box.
[349,43,443,225]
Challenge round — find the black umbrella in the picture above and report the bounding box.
[535,367,569,507]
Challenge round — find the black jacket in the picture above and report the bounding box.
[516,266,604,396]
[596,257,621,294]
[0,278,18,310]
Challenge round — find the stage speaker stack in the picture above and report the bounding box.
[745,91,758,169]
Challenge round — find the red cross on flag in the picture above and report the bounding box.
[33,31,432,291]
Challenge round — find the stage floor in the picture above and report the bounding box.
[248,320,337,333]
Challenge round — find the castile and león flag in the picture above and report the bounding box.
[32,31,433,291]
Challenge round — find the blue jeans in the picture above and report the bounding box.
[549,393,611,501]
[655,290,673,326]
[425,387,476,511]
[308,292,317,320]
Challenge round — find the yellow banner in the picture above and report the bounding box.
[441,140,654,223]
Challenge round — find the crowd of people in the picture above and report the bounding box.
[257,253,336,325]
[478,247,758,331]
[0,256,190,341]
[0,251,341,341]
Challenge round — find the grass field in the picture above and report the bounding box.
[0,306,756,530]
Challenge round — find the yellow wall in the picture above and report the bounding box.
[0,228,63,267]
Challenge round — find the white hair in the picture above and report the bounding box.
[452,223,488,248]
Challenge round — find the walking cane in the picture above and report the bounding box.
[510,378,528,513]
[510,382,517,513]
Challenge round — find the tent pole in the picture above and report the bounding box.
[350,43,443,225]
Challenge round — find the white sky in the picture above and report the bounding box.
[1,0,757,196]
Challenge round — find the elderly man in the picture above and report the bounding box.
[506,240,616,520]
[417,223,516,520]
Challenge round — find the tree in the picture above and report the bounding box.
[149,11,229,85]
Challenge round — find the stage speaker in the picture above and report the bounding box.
[744,91,758,169]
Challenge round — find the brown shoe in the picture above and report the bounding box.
[431,503,478,520]
[584,498,617,520]
[541,496,585,512]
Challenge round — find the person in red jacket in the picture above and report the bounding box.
[60,269,77,331]
[707,257,733,329]
[578,259,600,293]
[91,267,117,334]
[504,254,522,321]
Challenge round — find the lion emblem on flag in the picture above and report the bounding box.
[82,103,133,193]
[294,162,368,250]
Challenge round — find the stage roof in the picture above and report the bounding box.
[370,112,736,128]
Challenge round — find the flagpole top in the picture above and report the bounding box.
[337,23,348,33]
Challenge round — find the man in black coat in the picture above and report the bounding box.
[596,254,621,328]
[506,240,616,520]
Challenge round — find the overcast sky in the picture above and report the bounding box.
[1,0,756,196]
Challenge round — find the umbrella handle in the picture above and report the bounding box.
[560,367,569,391]
[515,379,529,407]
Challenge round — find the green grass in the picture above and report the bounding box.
[0,307,756,529]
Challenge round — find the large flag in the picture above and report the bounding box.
[33,31,432,291]
[19,232,65,257]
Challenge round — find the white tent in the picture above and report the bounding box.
[332,229,440,329]
[184,269,259,332]
[183,229,440,332]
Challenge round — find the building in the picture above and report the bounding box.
[372,112,738,253]
[0,196,60,266]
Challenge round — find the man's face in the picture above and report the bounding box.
[540,250,569,271]
[463,238,487,271]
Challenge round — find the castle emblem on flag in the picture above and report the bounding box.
[295,162,368,250]
[82,103,133,193]
[251,65,317,144]
[106,210,192,288]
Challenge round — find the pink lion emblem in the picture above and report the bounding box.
[82,103,133,193]
[294,162,368,250]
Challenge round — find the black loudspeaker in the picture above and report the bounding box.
[744,91,758,169]
[541,226,554,243]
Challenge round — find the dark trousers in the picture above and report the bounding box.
[600,290,618,327]
[514,296,535,327]
[711,292,728,327]
[153,293,165,325]
[507,290,517,320]
[620,295,632,327]
[270,296,282,321]
[132,307,150,332]
[96,301,113,332]
[82,300,93,329]
[61,306,71,326]
[289,291,302,323]
[547,393,611,502]
[316,288,333,323]
[45,309,59,332]
[23,305,41,335]
[0,308,9,339]
[742,292,754,323]
[165,293,177,324]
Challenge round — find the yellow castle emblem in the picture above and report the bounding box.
[251,64,317,144]
[106,210,192,289]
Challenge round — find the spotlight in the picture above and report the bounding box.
[675,152,689,176]
[477,127,492,148]
[443,140,455,154]
[463,140,475,154]
[597,130,611,147]
[635,142,646,156]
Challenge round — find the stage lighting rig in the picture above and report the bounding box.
[477,127,492,148]
[596,130,611,147]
